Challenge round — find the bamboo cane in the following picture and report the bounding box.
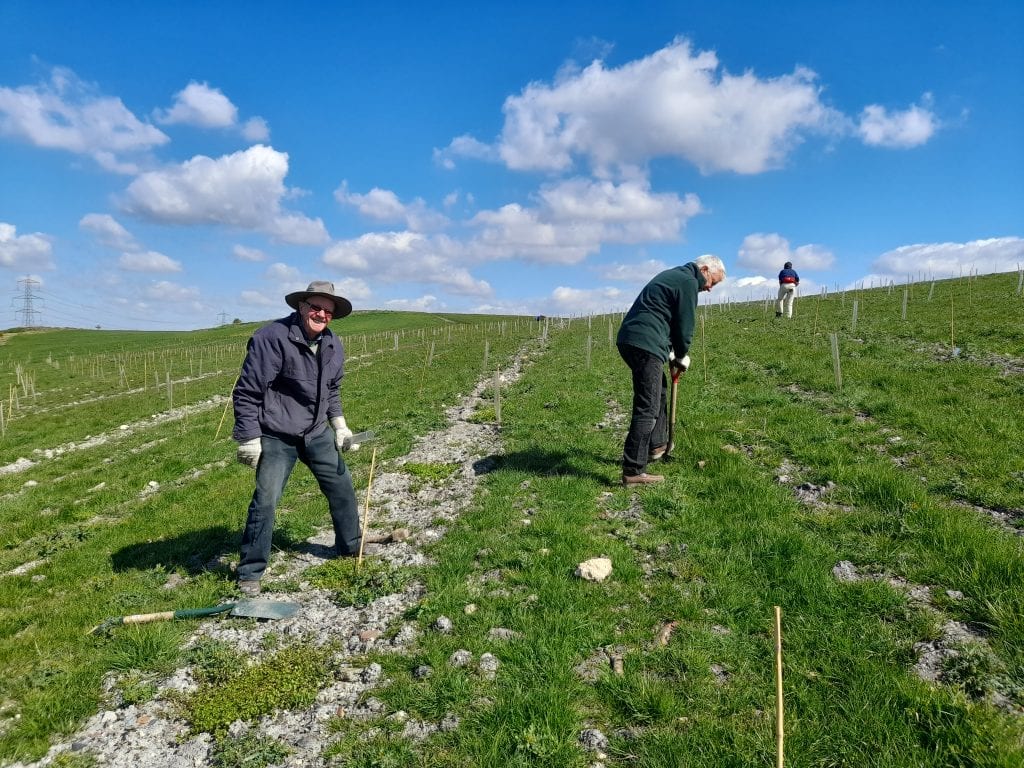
[775,606,785,768]
[356,446,379,569]
[214,375,240,441]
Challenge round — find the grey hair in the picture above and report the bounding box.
[693,254,726,280]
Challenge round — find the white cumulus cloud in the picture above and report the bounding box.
[232,244,267,262]
[445,38,844,176]
[79,213,139,251]
[156,82,237,128]
[468,178,702,264]
[122,145,328,245]
[737,233,834,272]
[0,222,54,269]
[0,67,168,173]
[871,237,1024,279]
[858,97,937,148]
[335,182,448,232]
[323,231,491,297]
[142,280,200,302]
[242,117,270,142]
[265,262,303,283]
[119,250,182,272]
[155,81,270,140]
[433,134,501,169]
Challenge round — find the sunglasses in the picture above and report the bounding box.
[302,301,334,318]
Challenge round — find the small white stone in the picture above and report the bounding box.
[575,557,613,582]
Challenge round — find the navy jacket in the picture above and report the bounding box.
[232,312,345,443]
[778,267,800,285]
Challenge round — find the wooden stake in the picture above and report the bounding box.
[775,605,785,768]
[356,446,378,569]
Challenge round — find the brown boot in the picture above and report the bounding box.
[622,472,665,486]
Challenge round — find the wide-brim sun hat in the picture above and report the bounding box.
[285,281,353,319]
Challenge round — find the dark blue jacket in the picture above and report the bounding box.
[232,312,345,443]
[778,267,800,285]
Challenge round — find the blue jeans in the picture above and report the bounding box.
[618,344,669,476]
[238,427,360,582]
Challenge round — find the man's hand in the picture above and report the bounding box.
[670,354,691,376]
[236,438,262,468]
[330,416,359,452]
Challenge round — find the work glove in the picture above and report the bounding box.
[670,354,691,375]
[330,416,359,452]
[236,438,262,468]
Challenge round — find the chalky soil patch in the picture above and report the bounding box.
[11,341,541,768]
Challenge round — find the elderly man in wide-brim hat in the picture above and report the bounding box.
[231,281,360,595]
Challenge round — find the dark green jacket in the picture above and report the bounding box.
[616,263,706,361]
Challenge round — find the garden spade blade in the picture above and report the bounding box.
[229,599,300,620]
[343,430,376,450]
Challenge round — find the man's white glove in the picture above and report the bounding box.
[330,416,358,452]
[236,438,262,468]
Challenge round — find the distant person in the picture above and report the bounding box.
[776,261,800,318]
[616,255,726,486]
[232,281,362,596]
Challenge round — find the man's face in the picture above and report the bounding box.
[301,298,335,336]
[699,265,724,292]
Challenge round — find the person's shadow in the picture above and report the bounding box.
[473,448,615,486]
[111,525,237,575]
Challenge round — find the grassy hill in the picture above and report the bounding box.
[0,278,1020,766]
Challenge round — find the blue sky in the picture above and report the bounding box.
[2,1,1022,330]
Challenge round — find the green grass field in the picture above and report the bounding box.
[0,276,1021,767]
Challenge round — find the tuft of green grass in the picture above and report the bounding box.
[305,557,412,608]
[183,643,332,734]
[113,671,159,707]
[211,731,291,768]
[322,718,419,767]
[941,642,1003,700]
[403,462,460,483]
[186,638,247,687]
[103,622,182,675]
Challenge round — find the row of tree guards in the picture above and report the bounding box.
[4,271,1020,437]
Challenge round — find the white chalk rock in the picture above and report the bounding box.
[575,557,613,582]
